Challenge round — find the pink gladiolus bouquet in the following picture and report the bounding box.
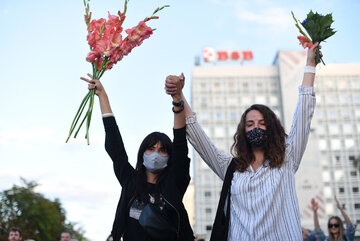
[66,0,169,144]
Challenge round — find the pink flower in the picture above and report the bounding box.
[125,21,153,46]
[106,62,114,70]
[84,12,92,25]
[95,38,112,56]
[297,35,313,49]
[103,13,123,37]
[117,10,126,23]
[86,51,100,62]
[107,12,122,29]
[120,38,136,56]
[87,30,102,48]
[88,18,106,33]
[110,48,124,63]
[110,33,122,47]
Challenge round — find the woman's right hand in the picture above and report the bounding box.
[311,198,319,212]
[80,73,106,97]
[165,73,185,98]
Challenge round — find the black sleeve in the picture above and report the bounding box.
[171,127,191,195]
[103,117,135,186]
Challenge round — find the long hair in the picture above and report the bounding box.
[133,132,173,203]
[231,104,286,172]
[328,216,345,241]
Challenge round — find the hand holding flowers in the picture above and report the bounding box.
[66,0,169,145]
[292,10,336,65]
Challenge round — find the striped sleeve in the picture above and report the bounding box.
[186,114,232,180]
[285,85,316,173]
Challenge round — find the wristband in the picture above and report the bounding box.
[172,106,184,114]
[172,100,184,107]
[304,66,316,74]
[102,113,114,117]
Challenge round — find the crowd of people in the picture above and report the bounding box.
[7,229,77,241]
[7,44,356,241]
[302,196,355,241]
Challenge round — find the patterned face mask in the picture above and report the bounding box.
[143,152,169,173]
[245,127,268,148]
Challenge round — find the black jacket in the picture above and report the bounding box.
[103,117,194,241]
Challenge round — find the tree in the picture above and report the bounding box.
[0,178,88,241]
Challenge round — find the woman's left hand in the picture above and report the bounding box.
[334,195,342,210]
[307,43,322,66]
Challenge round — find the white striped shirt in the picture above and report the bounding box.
[186,86,316,241]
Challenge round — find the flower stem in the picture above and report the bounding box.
[66,91,91,143]
[85,89,96,145]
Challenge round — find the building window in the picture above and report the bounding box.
[339,187,345,193]
[345,139,354,149]
[349,156,355,162]
[350,171,357,177]
[354,203,360,209]
[228,82,235,90]
[343,124,353,134]
[204,191,211,197]
[206,225,212,231]
[331,139,341,150]
[353,187,359,193]
[230,112,237,120]
[205,208,212,214]
[329,124,339,135]
[354,95,360,103]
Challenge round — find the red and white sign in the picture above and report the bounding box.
[203,47,253,62]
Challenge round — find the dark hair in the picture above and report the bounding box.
[61,231,72,239]
[133,132,172,203]
[327,216,345,241]
[106,234,112,241]
[231,104,286,172]
[9,227,22,237]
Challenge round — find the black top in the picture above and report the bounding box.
[103,117,194,241]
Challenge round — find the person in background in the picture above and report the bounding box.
[106,234,113,241]
[165,44,321,240]
[314,196,355,241]
[60,231,71,241]
[8,227,22,241]
[303,198,323,241]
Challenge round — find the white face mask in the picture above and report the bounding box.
[143,152,169,173]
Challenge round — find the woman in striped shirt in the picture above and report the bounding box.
[165,43,321,241]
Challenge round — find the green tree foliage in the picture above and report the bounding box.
[0,178,88,241]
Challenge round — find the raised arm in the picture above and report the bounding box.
[80,74,135,186]
[334,196,352,226]
[81,73,113,115]
[166,74,190,194]
[166,74,186,129]
[311,198,320,230]
[285,44,320,172]
[302,43,321,87]
[165,73,232,180]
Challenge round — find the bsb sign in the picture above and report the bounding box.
[202,47,253,62]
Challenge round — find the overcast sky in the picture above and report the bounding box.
[1,0,359,240]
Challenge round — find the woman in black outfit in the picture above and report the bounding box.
[81,73,194,241]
